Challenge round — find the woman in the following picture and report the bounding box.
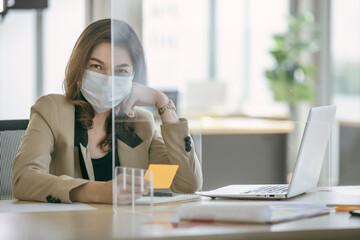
[12,19,202,204]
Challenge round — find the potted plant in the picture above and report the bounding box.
[265,12,320,116]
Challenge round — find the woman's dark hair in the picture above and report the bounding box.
[63,19,147,151]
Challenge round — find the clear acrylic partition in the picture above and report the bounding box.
[110,0,203,213]
[110,2,156,213]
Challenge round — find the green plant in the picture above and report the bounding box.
[265,12,320,105]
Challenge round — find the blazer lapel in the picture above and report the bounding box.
[116,130,143,148]
[79,143,95,181]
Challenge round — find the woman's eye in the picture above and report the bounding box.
[90,64,102,71]
[115,69,129,75]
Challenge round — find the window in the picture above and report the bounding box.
[143,0,289,116]
[43,0,86,95]
[217,0,289,116]
[0,10,36,119]
[143,0,209,87]
[0,0,85,120]
[331,0,360,122]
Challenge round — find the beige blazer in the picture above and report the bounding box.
[12,94,202,203]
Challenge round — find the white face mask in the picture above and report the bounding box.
[80,70,133,113]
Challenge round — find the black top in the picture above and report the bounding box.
[74,120,120,181]
[91,152,114,181]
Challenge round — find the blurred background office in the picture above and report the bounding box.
[0,0,359,188]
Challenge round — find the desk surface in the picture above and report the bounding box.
[1,186,360,240]
[157,117,294,135]
[190,117,294,135]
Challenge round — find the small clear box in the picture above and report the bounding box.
[113,166,154,214]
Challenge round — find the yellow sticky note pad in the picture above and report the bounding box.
[144,164,179,189]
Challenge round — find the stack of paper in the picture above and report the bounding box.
[177,202,329,224]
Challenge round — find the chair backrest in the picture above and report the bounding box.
[0,120,28,200]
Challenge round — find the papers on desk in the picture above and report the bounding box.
[177,202,329,224]
[0,200,96,213]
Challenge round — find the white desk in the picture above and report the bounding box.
[1,186,360,240]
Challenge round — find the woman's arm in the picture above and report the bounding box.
[152,119,203,193]
[12,95,89,203]
[121,84,203,193]
[70,176,150,203]
[121,83,179,124]
[70,181,111,203]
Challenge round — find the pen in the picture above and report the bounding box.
[335,206,360,212]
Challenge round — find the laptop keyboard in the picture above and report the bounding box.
[244,185,289,194]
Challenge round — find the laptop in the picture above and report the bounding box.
[200,105,337,200]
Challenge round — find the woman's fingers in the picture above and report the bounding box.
[115,174,149,186]
[116,193,144,205]
[120,94,134,117]
[117,184,145,194]
[120,83,159,118]
[112,174,152,205]
[115,174,151,195]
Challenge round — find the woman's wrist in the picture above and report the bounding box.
[93,182,109,203]
[154,91,179,124]
[70,181,110,203]
[155,91,169,110]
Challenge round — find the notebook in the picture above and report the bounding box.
[136,194,201,205]
[177,202,329,224]
[200,105,336,200]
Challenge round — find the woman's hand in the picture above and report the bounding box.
[114,173,150,205]
[121,82,179,124]
[121,82,165,117]
[70,174,150,204]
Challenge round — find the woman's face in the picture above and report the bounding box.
[86,42,134,76]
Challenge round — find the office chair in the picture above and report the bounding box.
[0,120,28,200]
